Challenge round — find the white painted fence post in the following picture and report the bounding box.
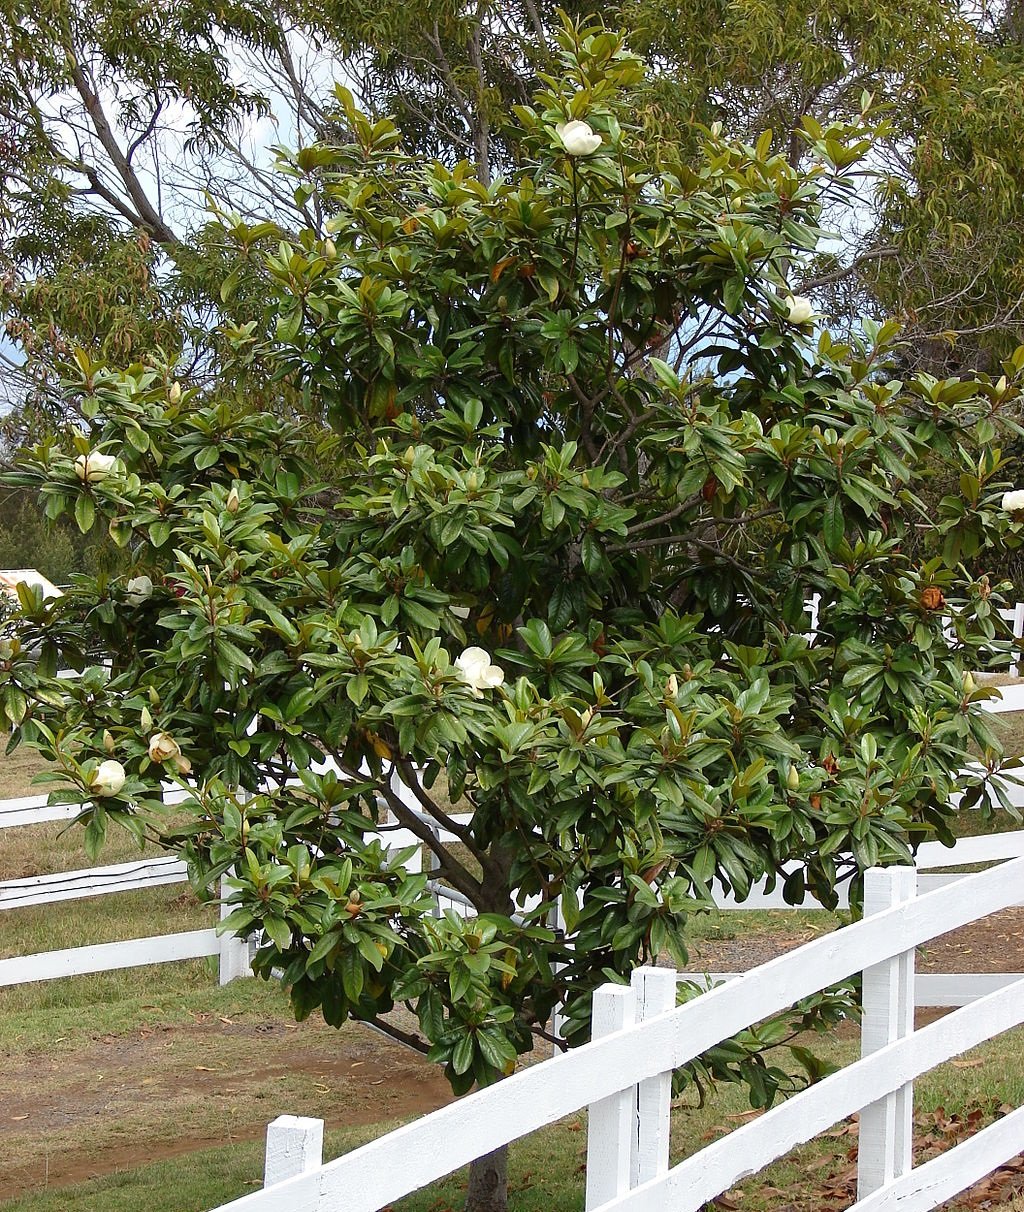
[585,983,637,1210]
[857,866,917,1199]
[1012,600,1024,677]
[219,873,251,985]
[631,966,677,1186]
[264,1115,324,1187]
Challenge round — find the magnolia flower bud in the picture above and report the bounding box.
[168,381,182,402]
[225,485,240,514]
[555,120,603,156]
[964,672,975,695]
[102,729,116,754]
[666,674,678,697]
[125,574,153,605]
[148,686,160,707]
[1001,490,1024,512]
[996,376,1008,394]
[0,638,15,663]
[324,238,337,259]
[92,759,126,797]
[140,706,153,733]
[786,764,800,792]
[784,295,815,325]
[148,732,182,763]
[454,646,505,697]
[74,451,117,483]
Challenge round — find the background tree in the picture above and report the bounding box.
[2,0,1024,437]
[2,24,1024,1209]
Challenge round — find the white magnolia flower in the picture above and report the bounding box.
[784,295,815,325]
[556,120,603,156]
[148,731,182,763]
[125,574,154,605]
[92,759,126,797]
[1001,490,1024,512]
[455,646,505,697]
[74,451,117,483]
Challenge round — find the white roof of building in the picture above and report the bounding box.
[0,569,63,600]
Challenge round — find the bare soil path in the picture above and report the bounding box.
[0,1008,451,1201]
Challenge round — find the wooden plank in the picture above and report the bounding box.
[847,1104,1024,1212]
[210,857,1024,1212]
[0,784,192,831]
[976,683,1024,713]
[858,868,916,1198]
[0,795,76,828]
[917,831,1024,869]
[631,968,676,1186]
[675,972,1024,1009]
[0,856,187,910]
[264,1117,324,1188]
[712,880,850,911]
[915,972,1024,1006]
[595,974,1024,1212]
[585,985,636,1210]
[0,929,220,987]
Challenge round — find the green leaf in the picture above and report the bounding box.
[74,493,95,533]
[823,495,844,552]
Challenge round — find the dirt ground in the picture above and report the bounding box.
[0,1010,451,1201]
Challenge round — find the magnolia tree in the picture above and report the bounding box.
[4,24,1024,1212]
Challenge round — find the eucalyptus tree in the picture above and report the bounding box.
[2,0,1023,437]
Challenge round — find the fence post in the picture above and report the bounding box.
[585,983,637,1210]
[631,966,677,1186]
[857,866,917,1199]
[264,1115,324,1187]
[219,872,251,985]
[1012,601,1024,677]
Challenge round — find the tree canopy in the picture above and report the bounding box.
[4,17,1023,1088]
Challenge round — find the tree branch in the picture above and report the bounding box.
[68,61,178,245]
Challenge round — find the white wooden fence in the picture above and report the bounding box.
[211,852,1024,1212]
[0,787,250,988]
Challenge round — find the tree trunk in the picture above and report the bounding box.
[465,1144,508,1212]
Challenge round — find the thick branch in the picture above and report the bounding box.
[364,1015,431,1054]
[370,772,487,906]
[69,62,178,245]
